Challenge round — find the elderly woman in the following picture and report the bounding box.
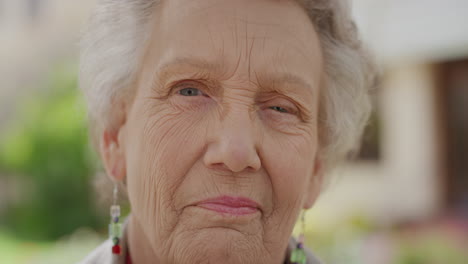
[78,0,374,263]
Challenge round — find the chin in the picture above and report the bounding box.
[168,227,274,264]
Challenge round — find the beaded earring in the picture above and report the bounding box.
[290,210,307,264]
[109,183,123,255]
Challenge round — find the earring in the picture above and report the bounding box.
[109,182,123,255]
[290,210,307,264]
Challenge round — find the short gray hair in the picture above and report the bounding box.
[79,0,376,173]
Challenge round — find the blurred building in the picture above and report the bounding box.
[313,0,468,226]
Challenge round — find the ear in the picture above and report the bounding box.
[303,155,324,209]
[100,127,127,182]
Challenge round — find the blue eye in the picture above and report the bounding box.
[178,87,202,96]
[269,106,289,113]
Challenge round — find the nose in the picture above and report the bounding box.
[203,107,262,173]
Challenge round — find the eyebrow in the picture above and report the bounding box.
[256,71,316,99]
[155,57,223,81]
[154,56,316,101]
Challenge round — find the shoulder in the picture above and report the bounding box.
[77,239,113,264]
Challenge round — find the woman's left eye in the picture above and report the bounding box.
[178,87,203,96]
[269,106,289,113]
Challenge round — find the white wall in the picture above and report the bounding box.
[353,0,468,64]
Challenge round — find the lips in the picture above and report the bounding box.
[195,195,260,216]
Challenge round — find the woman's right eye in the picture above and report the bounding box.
[178,87,203,96]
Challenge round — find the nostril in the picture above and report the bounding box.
[210,163,232,172]
[245,166,258,173]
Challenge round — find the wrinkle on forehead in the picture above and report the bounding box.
[141,0,323,106]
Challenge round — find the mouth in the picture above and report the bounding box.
[194,195,260,216]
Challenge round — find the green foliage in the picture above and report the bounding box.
[0,64,105,241]
[396,233,468,264]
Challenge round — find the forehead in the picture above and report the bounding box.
[143,0,323,90]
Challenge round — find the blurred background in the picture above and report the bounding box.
[0,0,467,263]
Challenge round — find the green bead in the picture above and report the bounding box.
[290,248,307,264]
[109,222,122,238]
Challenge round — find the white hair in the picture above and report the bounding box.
[79,0,376,173]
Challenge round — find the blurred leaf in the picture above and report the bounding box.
[0,62,105,241]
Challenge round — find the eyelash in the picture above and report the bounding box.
[268,106,300,116]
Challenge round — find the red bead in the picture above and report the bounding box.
[112,244,121,254]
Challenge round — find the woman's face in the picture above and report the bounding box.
[115,0,323,263]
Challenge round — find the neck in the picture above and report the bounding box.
[127,215,161,264]
[127,214,297,264]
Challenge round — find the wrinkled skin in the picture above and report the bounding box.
[101,0,324,263]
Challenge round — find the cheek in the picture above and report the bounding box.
[262,130,317,210]
[124,100,209,230]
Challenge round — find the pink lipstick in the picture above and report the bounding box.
[196,195,260,216]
